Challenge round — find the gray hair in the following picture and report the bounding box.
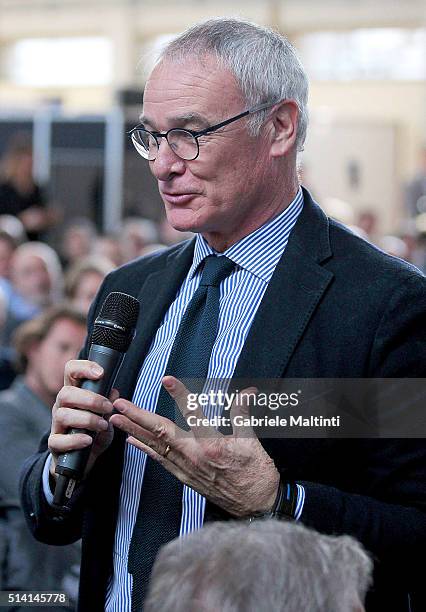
[158,18,309,151]
[121,217,159,245]
[145,520,373,612]
[11,241,63,305]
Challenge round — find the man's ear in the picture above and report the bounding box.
[269,100,299,158]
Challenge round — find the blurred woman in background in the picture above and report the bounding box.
[0,132,57,241]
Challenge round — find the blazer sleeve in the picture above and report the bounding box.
[19,282,106,545]
[299,273,426,590]
[19,433,87,545]
[299,440,426,589]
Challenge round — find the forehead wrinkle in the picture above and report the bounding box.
[139,110,210,130]
[142,58,245,129]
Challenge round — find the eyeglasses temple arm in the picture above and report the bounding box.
[195,110,250,137]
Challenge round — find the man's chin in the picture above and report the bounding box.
[165,211,201,234]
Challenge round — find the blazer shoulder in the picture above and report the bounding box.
[107,240,191,286]
[327,217,425,285]
[94,239,194,301]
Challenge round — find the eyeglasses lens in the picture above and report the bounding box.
[131,130,157,160]
[167,129,198,161]
[131,128,199,161]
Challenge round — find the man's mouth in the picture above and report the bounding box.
[160,191,198,205]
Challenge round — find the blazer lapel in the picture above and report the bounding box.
[114,239,196,399]
[233,189,334,380]
[113,190,334,391]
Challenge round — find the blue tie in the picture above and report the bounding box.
[128,255,235,610]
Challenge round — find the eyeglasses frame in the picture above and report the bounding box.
[128,100,279,161]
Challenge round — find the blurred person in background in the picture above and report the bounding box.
[0,232,17,389]
[399,221,426,272]
[61,218,97,269]
[146,520,373,612]
[322,197,369,239]
[64,255,114,315]
[0,285,15,391]
[139,243,168,256]
[0,215,26,245]
[0,230,17,280]
[0,132,57,241]
[1,241,63,347]
[404,145,426,219]
[120,217,159,263]
[322,196,355,228]
[93,234,123,268]
[357,210,379,245]
[0,305,86,610]
[379,235,410,261]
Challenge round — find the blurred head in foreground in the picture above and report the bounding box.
[145,520,372,612]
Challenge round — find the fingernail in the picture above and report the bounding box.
[163,378,175,391]
[99,419,109,431]
[92,365,103,376]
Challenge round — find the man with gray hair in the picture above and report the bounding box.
[145,520,373,612]
[21,17,425,612]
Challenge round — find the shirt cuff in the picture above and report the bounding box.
[294,483,305,520]
[42,453,55,506]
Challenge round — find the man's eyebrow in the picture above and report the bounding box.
[172,112,210,128]
[138,112,210,131]
[138,114,153,128]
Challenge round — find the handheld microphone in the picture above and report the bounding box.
[53,291,140,509]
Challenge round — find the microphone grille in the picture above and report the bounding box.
[91,292,140,351]
[98,291,140,328]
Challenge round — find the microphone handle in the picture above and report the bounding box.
[55,344,123,482]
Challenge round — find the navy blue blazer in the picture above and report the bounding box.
[20,189,426,611]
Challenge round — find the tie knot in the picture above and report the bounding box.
[199,255,235,287]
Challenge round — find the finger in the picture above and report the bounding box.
[48,431,93,455]
[55,386,113,417]
[64,359,104,387]
[230,387,258,438]
[114,413,197,481]
[52,406,111,435]
[126,437,188,484]
[162,376,217,437]
[127,436,167,462]
[109,388,120,403]
[111,399,180,457]
[113,398,178,439]
[110,413,160,449]
[104,388,120,421]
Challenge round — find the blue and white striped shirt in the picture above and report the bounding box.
[105,187,305,611]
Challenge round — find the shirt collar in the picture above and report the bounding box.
[190,186,304,282]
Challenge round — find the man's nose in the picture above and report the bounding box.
[150,138,186,181]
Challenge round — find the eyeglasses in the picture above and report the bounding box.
[128,101,277,161]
